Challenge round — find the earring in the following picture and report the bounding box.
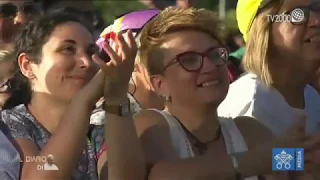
[165,95,172,103]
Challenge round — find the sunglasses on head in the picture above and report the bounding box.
[161,47,229,73]
[0,3,42,18]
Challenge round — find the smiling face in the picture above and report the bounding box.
[151,30,230,107]
[18,21,98,102]
[269,0,320,78]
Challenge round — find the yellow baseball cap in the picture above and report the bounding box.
[236,0,272,42]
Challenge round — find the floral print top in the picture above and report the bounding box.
[1,104,98,180]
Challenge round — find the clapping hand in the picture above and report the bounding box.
[92,30,138,104]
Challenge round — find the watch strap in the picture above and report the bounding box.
[103,98,131,116]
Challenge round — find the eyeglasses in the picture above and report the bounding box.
[0,3,42,18]
[0,78,14,93]
[161,47,228,73]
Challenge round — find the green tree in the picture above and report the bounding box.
[196,0,218,10]
[94,0,146,25]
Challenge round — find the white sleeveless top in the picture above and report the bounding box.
[150,109,258,180]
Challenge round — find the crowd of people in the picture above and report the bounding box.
[0,0,320,179]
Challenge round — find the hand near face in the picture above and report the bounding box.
[93,30,137,104]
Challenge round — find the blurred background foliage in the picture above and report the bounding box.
[93,0,238,33]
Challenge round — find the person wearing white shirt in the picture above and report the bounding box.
[218,0,320,137]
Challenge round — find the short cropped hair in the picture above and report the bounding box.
[139,7,224,75]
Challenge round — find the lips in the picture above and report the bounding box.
[197,80,220,87]
[308,36,320,43]
[305,32,320,43]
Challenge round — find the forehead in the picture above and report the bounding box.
[46,22,93,45]
[160,30,219,55]
[0,0,34,6]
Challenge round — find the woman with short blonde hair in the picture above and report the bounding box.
[101,6,320,179]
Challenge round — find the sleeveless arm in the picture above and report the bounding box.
[134,110,274,180]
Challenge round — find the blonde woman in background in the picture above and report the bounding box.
[219,0,320,134]
[218,0,320,178]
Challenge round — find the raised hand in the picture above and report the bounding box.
[92,30,138,104]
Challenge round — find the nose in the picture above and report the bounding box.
[13,11,29,25]
[308,11,320,27]
[200,56,218,73]
[78,54,94,69]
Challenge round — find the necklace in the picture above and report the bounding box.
[174,116,221,155]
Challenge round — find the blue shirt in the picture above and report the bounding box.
[0,122,20,180]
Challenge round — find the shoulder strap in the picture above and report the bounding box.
[220,118,259,180]
[147,109,195,158]
[220,118,248,154]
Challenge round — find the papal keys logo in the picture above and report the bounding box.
[272,148,304,171]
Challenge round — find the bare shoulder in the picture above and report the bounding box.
[233,116,274,149]
[133,109,178,161]
[133,109,169,136]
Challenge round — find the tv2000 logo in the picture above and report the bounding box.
[266,8,305,23]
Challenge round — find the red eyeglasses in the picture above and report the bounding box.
[161,47,229,73]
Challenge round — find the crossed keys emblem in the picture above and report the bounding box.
[274,150,294,169]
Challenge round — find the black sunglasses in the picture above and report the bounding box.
[284,2,320,25]
[161,47,229,73]
[0,3,42,18]
[260,0,320,25]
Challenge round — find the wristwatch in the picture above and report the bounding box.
[103,99,131,117]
